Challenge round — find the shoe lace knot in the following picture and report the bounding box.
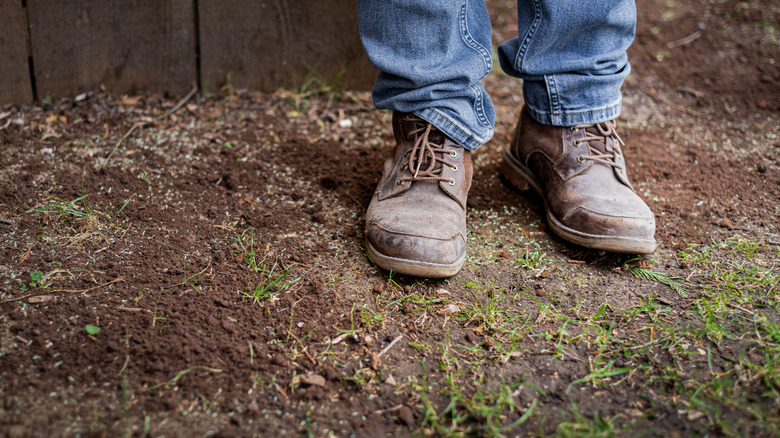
[400,118,458,184]
[573,120,626,169]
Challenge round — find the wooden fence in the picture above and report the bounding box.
[0,0,376,105]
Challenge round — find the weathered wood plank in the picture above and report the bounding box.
[198,0,376,93]
[0,0,33,104]
[27,0,197,98]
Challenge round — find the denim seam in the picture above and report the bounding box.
[458,0,492,129]
[513,0,542,72]
[458,1,492,77]
[545,74,560,114]
[471,85,490,128]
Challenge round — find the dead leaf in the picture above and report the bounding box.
[121,95,142,106]
[687,411,705,421]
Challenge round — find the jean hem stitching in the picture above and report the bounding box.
[417,108,488,151]
[526,100,623,126]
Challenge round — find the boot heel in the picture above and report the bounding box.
[500,158,530,191]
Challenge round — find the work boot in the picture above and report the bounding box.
[365,112,472,278]
[501,108,657,254]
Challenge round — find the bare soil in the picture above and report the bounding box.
[1,0,778,437]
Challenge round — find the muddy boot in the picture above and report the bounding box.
[365,112,472,278]
[501,107,657,254]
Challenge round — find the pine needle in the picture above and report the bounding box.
[628,267,689,297]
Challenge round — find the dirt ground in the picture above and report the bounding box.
[1,0,778,437]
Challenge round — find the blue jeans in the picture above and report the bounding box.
[357,0,636,150]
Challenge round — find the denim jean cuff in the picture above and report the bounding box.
[525,100,623,127]
[414,108,491,151]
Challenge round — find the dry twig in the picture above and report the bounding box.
[53,277,124,294]
[641,87,698,116]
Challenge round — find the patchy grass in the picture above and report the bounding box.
[232,228,305,304]
[25,193,127,249]
[357,234,780,436]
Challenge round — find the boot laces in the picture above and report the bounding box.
[573,120,625,169]
[400,117,458,185]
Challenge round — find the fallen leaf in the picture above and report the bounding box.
[121,95,142,106]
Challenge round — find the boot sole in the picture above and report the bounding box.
[500,147,657,254]
[366,239,465,278]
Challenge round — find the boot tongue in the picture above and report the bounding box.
[583,123,634,191]
[583,126,610,154]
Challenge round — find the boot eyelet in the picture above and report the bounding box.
[449,150,457,158]
[450,165,458,172]
[570,127,579,132]
[448,179,455,186]
[577,156,585,163]
[573,140,581,146]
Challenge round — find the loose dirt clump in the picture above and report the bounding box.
[1,0,779,436]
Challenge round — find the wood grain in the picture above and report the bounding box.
[27,0,197,98]
[0,0,33,104]
[198,0,375,93]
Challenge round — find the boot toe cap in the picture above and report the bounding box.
[553,206,657,253]
[366,222,466,266]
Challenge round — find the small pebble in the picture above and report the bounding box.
[299,372,326,387]
[536,289,546,297]
[372,281,385,294]
[398,405,414,428]
[247,400,261,414]
[442,304,460,314]
[7,425,26,438]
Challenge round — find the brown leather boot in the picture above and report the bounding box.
[365,112,472,278]
[501,108,657,254]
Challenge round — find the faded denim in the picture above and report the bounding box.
[357,0,636,150]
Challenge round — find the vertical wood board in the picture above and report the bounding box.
[27,0,197,98]
[198,0,376,93]
[0,0,34,104]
